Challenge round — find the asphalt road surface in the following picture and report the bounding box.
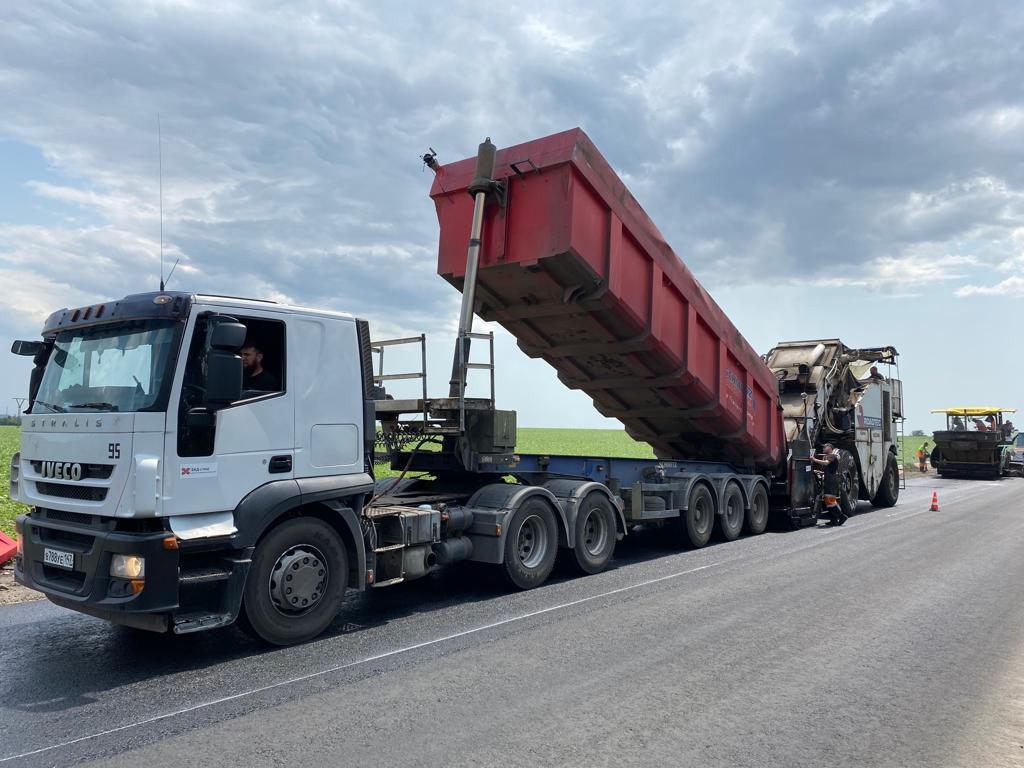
[2,475,1023,767]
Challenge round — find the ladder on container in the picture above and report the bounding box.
[893,357,907,489]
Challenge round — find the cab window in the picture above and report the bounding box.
[177,314,286,457]
[238,318,286,397]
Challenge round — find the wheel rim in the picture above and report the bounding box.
[268,544,329,617]
[754,492,768,524]
[581,507,609,557]
[693,495,712,534]
[888,464,897,494]
[516,514,549,569]
[726,493,743,530]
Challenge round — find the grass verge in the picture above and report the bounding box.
[1,426,27,538]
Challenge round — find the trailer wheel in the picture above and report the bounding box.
[240,518,348,646]
[570,493,617,575]
[870,455,900,508]
[503,497,558,589]
[681,484,715,548]
[716,484,744,541]
[745,484,770,535]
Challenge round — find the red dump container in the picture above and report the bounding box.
[430,128,785,471]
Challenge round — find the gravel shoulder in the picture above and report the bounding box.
[0,561,42,605]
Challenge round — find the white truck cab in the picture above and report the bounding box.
[12,291,377,643]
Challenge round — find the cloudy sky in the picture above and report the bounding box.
[1,0,1022,432]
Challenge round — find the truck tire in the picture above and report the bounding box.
[870,455,900,508]
[240,517,348,646]
[570,493,617,575]
[839,452,859,518]
[681,484,715,549]
[716,483,744,541]
[745,484,770,535]
[503,497,558,589]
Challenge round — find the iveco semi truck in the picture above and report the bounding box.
[10,129,904,645]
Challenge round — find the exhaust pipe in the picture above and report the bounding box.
[402,545,438,580]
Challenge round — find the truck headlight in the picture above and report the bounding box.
[9,451,19,498]
[110,554,146,579]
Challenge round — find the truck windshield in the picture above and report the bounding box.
[32,320,180,414]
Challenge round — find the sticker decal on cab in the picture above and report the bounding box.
[180,462,218,479]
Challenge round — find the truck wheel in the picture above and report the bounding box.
[241,518,348,646]
[870,455,900,508]
[570,493,617,575]
[503,498,558,589]
[745,484,769,535]
[682,484,715,548]
[840,455,859,518]
[716,484,744,541]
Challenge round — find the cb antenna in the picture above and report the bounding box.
[155,117,184,290]
[158,113,165,291]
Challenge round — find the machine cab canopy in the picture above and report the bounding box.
[931,407,1016,434]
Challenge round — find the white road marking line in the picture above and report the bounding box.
[0,563,717,764]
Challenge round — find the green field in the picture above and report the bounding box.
[495,428,656,458]
[379,428,933,476]
[898,434,936,468]
[1,426,26,537]
[0,423,935,537]
[373,427,655,478]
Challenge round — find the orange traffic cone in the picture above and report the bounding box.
[929,492,939,512]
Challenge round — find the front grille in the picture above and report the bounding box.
[35,482,108,502]
[41,508,96,526]
[31,461,113,479]
[37,525,94,551]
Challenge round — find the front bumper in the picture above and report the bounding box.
[14,509,180,619]
[15,508,251,633]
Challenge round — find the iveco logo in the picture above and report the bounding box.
[40,461,83,481]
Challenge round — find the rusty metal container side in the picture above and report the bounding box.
[430,128,785,471]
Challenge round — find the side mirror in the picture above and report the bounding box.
[11,340,42,356]
[210,322,246,351]
[205,350,242,405]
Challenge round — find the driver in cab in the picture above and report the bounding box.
[240,342,279,391]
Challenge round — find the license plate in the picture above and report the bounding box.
[43,548,75,570]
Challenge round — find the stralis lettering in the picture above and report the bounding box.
[40,461,83,481]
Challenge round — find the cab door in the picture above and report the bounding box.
[164,308,294,516]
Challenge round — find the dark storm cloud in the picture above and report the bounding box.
[619,1,1024,286]
[2,0,1023,340]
